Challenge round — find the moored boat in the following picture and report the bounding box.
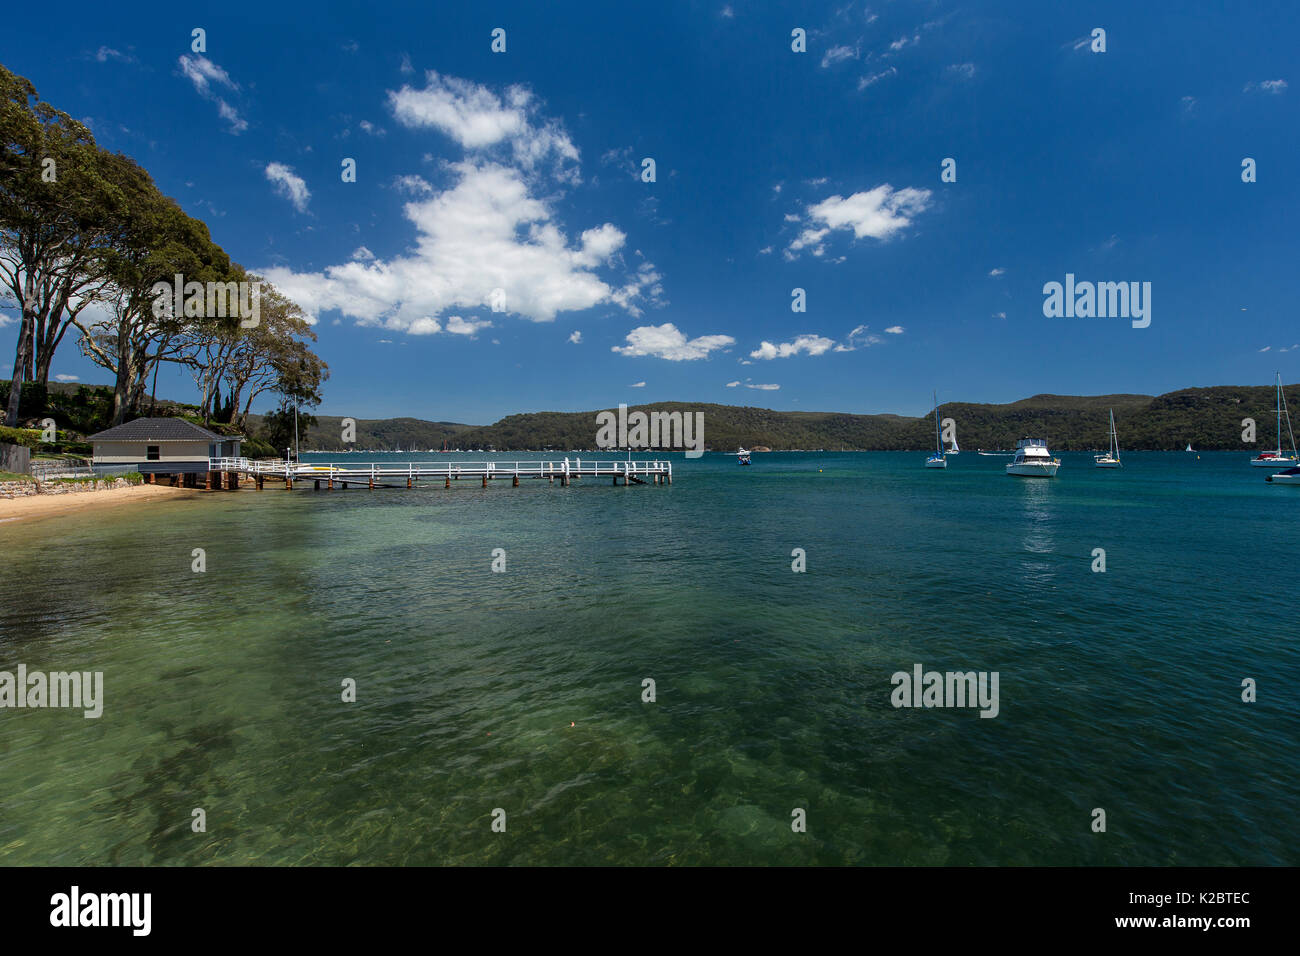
[1095,408,1121,468]
[1251,372,1298,467]
[1006,438,1060,477]
[925,391,947,469]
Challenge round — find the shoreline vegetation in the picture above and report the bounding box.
[281,384,1289,454]
[1,63,326,454]
[7,380,1289,459]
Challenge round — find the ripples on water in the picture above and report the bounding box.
[1,451,1296,865]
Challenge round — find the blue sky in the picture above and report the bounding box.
[2,1,1298,423]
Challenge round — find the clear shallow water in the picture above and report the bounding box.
[1,451,1296,865]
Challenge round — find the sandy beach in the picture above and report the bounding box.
[0,483,207,526]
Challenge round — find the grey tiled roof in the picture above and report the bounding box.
[88,418,243,443]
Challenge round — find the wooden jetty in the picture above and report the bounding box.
[193,457,673,491]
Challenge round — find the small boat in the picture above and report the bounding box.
[1251,372,1298,467]
[1006,438,1060,477]
[737,447,751,465]
[925,391,947,469]
[1095,408,1122,468]
[1266,466,1300,484]
[1186,443,1194,452]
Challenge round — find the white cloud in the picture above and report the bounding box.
[835,324,883,351]
[786,184,932,257]
[263,75,659,335]
[263,162,659,329]
[746,383,780,390]
[750,334,836,360]
[888,34,918,52]
[725,380,740,387]
[858,67,897,90]
[265,163,311,213]
[947,63,976,80]
[992,312,1006,320]
[884,325,904,334]
[821,45,858,68]
[400,53,414,75]
[989,267,1005,277]
[721,5,735,18]
[629,381,647,388]
[388,72,579,180]
[1181,95,1197,113]
[612,323,734,361]
[54,374,79,382]
[177,55,247,133]
[445,315,492,336]
[95,47,135,65]
[393,174,434,195]
[0,314,14,328]
[352,246,376,262]
[1244,79,1287,94]
[359,120,386,137]
[758,245,773,255]
[568,330,582,343]
[1259,346,1271,352]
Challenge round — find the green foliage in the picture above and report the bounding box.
[286,386,1297,453]
[0,470,33,482]
[0,425,42,447]
[0,381,48,418]
[260,402,318,456]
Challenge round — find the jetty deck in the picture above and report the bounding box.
[184,457,673,490]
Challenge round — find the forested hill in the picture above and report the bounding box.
[295,384,1292,452]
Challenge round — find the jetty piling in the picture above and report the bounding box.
[205,456,673,494]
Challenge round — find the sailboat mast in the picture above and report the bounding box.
[934,390,942,454]
[1278,372,1285,456]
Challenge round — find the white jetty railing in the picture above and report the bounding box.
[206,457,673,487]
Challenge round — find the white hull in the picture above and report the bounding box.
[1266,473,1300,483]
[1095,457,1121,468]
[1007,462,1059,477]
[925,458,947,469]
[1252,457,1298,467]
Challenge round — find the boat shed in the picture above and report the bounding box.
[88,418,242,475]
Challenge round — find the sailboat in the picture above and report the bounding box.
[1251,372,1298,467]
[925,391,947,468]
[1095,409,1121,468]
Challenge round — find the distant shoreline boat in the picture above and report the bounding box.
[925,391,947,469]
[1006,438,1060,477]
[1251,372,1298,468]
[1095,408,1121,468]
[737,447,751,465]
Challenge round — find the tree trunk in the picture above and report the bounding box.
[5,289,36,426]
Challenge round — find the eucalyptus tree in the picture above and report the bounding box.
[0,64,121,425]
[205,276,327,429]
[75,156,232,425]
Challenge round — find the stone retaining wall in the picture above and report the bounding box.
[36,476,141,496]
[0,479,37,499]
[0,476,141,499]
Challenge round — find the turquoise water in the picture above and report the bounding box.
[1,451,1297,865]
